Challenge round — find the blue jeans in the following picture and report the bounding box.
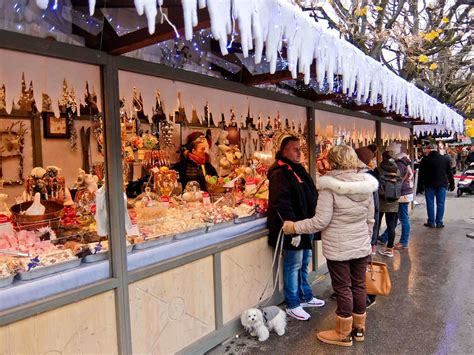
[283,248,313,309]
[380,203,411,247]
[425,187,447,226]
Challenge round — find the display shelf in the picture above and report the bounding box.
[0,218,267,311]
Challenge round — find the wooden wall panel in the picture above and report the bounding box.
[0,291,118,354]
[129,257,215,354]
[221,237,274,323]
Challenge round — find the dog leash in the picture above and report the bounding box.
[257,227,284,306]
[257,211,286,306]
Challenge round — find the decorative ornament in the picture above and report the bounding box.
[132,86,146,122]
[42,94,53,112]
[190,105,200,125]
[92,113,104,155]
[57,79,78,151]
[0,84,6,113]
[175,92,186,124]
[80,81,99,116]
[151,90,166,138]
[0,121,28,185]
[11,73,37,115]
[160,114,175,147]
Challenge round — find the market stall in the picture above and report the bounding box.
[0,0,465,352]
[0,46,310,354]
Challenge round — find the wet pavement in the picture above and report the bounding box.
[208,192,474,355]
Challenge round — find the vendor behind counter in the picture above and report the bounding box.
[174,132,217,192]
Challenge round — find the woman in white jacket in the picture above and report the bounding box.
[283,145,378,347]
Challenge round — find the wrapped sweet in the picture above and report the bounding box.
[182,181,203,202]
[153,166,178,197]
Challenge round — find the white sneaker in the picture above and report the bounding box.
[301,297,325,308]
[286,306,311,321]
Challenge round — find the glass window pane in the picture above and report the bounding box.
[118,70,308,270]
[315,109,376,176]
[0,48,109,311]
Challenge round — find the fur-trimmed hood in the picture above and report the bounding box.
[318,170,379,201]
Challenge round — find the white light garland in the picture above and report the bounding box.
[34,0,464,132]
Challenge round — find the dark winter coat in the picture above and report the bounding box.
[419,151,454,189]
[267,157,318,250]
[173,154,217,192]
[378,158,400,213]
[466,151,474,166]
[360,167,380,244]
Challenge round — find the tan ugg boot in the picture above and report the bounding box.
[316,315,353,347]
[352,312,367,341]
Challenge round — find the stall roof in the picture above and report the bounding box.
[31,0,464,132]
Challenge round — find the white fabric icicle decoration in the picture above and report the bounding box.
[182,0,198,40]
[89,0,95,15]
[206,0,232,55]
[71,0,465,132]
[35,0,49,9]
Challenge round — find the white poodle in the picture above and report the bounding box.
[240,306,287,341]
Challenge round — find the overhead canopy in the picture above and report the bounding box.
[31,0,464,132]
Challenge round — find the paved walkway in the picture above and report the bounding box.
[208,192,474,354]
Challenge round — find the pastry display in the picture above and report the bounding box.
[9,249,77,273]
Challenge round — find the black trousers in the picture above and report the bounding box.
[379,212,398,248]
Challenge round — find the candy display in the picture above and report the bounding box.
[153,166,178,197]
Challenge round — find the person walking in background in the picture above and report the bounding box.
[377,151,401,257]
[448,149,457,175]
[355,144,379,255]
[355,144,380,309]
[267,134,325,321]
[283,145,378,347]
[466,145,474,168]
[418,144,455,228]
[379,150,414,250]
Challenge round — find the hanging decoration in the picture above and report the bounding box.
[58,79,78,151]
[31,0,464,132]
[92,113,104,155]
[0,85,6,114]
[160,115,175,147]
[0,121,28,185]
[80,81,99,116]
[11,73,38,115]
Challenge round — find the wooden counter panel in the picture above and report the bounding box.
[0,291,117,354]
[129,256,215,354]
[221,237,274,323]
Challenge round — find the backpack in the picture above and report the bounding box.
[378,170,402,202]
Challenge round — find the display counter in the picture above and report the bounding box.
[0,218,266,311]
[1,218,281,354]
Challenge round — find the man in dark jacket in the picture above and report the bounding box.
[418,144,455,228]
[268,135,325,321]
[466,145,474,167]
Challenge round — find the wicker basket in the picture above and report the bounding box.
[10,200,64,231]
[205,183,227,194]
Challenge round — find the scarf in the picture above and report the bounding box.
[187,151,206,166]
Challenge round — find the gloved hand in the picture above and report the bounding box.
[291,235,301,248]
[283,221,296,235]
[449,184,455,192]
